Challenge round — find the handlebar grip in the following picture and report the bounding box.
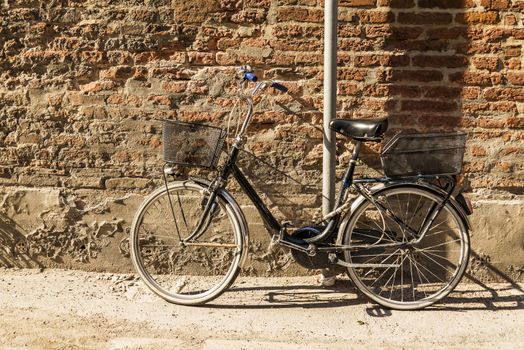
[271,81,288,93]
[243,72,258,82]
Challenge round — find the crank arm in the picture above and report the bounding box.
[335,260,400,269]
[318,242,403,252]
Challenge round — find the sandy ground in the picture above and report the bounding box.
[0,268,522,350]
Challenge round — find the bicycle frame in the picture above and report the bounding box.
[182,135,458,255]
[177,77,459,254]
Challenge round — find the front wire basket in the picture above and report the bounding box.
[380,132,467,178]
[163,120,227,169]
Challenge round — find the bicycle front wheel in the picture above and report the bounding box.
[343,185,470,310]
[130,181,244,305]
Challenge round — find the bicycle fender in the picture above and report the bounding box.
[185,177,250,269]
[336,182,472,245]
[380,182,472,231]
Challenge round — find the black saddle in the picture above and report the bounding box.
[330,118,388,141]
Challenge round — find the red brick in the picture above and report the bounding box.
[484,87,524,101]
[276,7,322,23]
[507,72,524,85]
[377,0,414,8]
[449,72,497,86]
[513,29,524,40]
[418,0,463,8]
[478,118,506,129]
[504,46,521,58]
[490,102,518,113]
[462,87,481,99]
[506,117,524,129]
[80,81,116,93]
[188,52,216,65]
[412,55,468,68]
[174,0,216,23]
[161,81,187,93]
[401,99,457,112]
[390,26,424,40]
[471,145,487,157]
[389,85,421,98]
[339,0,377,6]
[455,12,499,25]
[364,25,391,39]
[494,162,513,173]
[423,86,462,99]
[338,68,368,81]
[100,66,133,80]
[337,82,359,95]
[354,54,409,67]
[426,27,465,40]
[504,58,521,70]
[504,14,517,26]
[490,0,510,10]
[463,161,486,173]
[358,11,395,24]
[388,70,444,83]
[398,12,452,25]
[472,57,500,71]
[363,85,391,97]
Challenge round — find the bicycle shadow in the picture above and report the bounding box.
[207,277,523,314]
[0,214,42,268]
[208,282,369,310]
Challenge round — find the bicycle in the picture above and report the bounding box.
[130,68,473,310]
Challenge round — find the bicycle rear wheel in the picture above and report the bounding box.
[343,185,470,310]
[130,181,244,305]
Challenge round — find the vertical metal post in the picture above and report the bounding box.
[323,0,337,215]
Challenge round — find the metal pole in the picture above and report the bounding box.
[323,0,337,215]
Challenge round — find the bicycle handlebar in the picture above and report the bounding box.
[233,68,288,144]
[270,81,288,93]
[243,72,258,82]
[241,69,288,94]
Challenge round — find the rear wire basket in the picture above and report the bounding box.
[380,132,467,178]
[163,120,227,169]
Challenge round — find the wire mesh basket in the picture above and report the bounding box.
[380,132,467,177]
[163,120,227,169]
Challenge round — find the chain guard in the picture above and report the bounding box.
[290,226,333,269]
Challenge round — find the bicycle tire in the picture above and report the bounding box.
[342,185,470,310]
[130,181,244,305]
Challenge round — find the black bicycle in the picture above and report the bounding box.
[130,68,472,310]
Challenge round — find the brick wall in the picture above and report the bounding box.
[0,0,522,281]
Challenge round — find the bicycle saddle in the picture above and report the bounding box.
[330,118,388,141]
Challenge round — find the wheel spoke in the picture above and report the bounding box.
[130,183,242,305]
[352,229,398,244]
[344,187,469,309]
[378,254,401,297]
[408,255,416,301]
[176,192,190,234]
[408,254,429,298]
[417,250,457,275]
[412,257,446,283]
[369,248,402,287]
[422,238,462,250]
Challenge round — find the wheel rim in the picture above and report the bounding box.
[345,187,469,309]
[131,183,242,304]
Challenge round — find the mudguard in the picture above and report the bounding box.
[172,177,250,269]
[336,182,472,245]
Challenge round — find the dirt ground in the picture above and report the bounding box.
[0,268,522,350]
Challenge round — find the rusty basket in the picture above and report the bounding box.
[380,132,467,178]
[163,120,227,169]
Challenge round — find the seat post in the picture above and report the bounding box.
[334,141,362,209]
